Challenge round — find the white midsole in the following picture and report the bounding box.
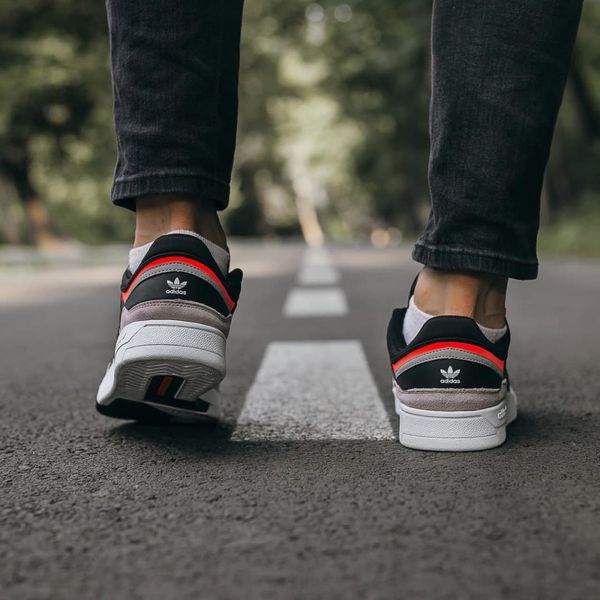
[393,380,518,451]
[97,320,226,418]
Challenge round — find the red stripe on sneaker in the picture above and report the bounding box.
[156,376,173,397]
[122,256,235,310]
[391,342,505,372]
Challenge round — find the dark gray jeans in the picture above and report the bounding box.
[107,0,582,280]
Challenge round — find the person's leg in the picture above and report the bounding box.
[412,0,583,323]
[388,0,583,450]
[97,1,244,422]
[133,194,227,249]
[107,0,244,249]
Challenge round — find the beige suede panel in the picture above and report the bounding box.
[120,300,230,336]
[397,387,503,411]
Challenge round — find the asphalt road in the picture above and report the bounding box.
[1,242,599,600]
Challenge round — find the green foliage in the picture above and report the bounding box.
[0,1,129,243]
[538,194,600,258]
[0,1,599,248]
[307,0,432,231]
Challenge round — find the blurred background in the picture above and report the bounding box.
[1,0,599,257]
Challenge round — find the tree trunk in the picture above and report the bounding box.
[292,176,324,247]
[0,150,61,247]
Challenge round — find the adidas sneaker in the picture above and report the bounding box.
[96,233,242,422]
[387,296,517,451]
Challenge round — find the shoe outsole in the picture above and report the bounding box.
[97,320,226,423]
[95,395,220,423]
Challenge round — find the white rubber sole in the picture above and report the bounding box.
[97,320,226,422]
[394,381,518,451]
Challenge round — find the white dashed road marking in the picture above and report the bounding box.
[297,247,340,285]
[283,288,348,317]
[298,264,340,285]
[284,246,347,316]
[232,341,394,441]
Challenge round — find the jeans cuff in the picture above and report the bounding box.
[111,174,230,211]
[412,243,538,280]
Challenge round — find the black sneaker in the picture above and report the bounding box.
[96,233,242,422]
[387,292,517,451]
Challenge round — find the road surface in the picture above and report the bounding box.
[1,242,599,599]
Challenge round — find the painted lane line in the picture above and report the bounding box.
[297,246,340,285]
[302,246,333,268]
[232,341,395,441]
[298,264,339,285]
[283,288,348,317]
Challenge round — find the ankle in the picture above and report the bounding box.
[413,267,507,329]
[134,194,227,250]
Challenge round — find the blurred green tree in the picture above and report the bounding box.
[0,0,598,251]
[0,1,124,245]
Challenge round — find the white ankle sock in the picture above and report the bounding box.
[128,241,153,273]
[128,230,230,274]
[402,296,507,345]
[476,322,507,344]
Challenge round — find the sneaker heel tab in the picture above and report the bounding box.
[150,233,211,255]
[412,315,487,345]
[141,234,219,270]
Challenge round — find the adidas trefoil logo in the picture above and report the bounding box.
[440,365,461,384]
[165,277,187,295]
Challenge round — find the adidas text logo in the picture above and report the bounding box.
[440,365,461,384]
[165,277,187,295]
